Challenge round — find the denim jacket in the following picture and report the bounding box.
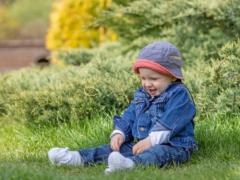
[113,82,197,150]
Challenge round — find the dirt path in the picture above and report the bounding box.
[0,39,49,72]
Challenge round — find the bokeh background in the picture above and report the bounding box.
[0,0,52,71]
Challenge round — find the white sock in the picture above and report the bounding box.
[105,151,135,174]
[48,147,83,166]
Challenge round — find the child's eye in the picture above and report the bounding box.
[150,77,158,81]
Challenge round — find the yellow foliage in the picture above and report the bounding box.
[46,0,116,50]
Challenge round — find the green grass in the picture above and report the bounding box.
[0,114,240,180]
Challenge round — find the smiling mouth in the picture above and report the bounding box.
[148,89,156,95]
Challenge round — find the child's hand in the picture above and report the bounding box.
[110,134,124,151]
[132,137,152,155]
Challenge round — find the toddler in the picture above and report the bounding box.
[48,41,197,174]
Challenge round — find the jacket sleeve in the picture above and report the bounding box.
[153,87,196,137]
[113,102,136,142]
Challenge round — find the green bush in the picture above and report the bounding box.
[0,47,139,127]
[0,39,239,127]
[55,49,94,65]
[54,42,121,65]
[185,40,240,118]
[98,0,240,65]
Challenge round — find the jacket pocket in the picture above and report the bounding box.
[132,98,145,115]
[137,118,152,135]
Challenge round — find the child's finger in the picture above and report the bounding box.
[136,148,143,154]
[133,148,139,155]
[132,144,139,154]
[116,140,120,150]
[134,148,139,154]
[110,135,123,151]
[110,142,114,150]
[112,140,120,151]
[114,142,119,151]
[111,139,117,151]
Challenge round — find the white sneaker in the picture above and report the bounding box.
[48,147,83,166]
[105,152,135,174]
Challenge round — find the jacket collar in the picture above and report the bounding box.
[135,81,183,102]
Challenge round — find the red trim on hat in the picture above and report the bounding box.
[133,59,183,79]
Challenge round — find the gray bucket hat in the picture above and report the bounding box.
[133,41,184,79]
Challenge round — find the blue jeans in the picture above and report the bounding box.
[79,143,191,167]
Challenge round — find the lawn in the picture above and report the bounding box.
[1,114,240,180]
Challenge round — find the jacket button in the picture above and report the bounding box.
[139,127,145,131]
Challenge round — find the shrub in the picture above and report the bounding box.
[51,0,240,65]
[0,47,139,127]
[98,0,240,65]
[185,40,240,118]
[52,42,121,65]
[54,48,94,66]
[0,40,239,127]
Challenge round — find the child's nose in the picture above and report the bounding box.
[144,80,152,87]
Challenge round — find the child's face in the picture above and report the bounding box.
[138,68,175,97]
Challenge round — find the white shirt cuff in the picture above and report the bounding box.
[149,131,171,146]
[110,129,125,140]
